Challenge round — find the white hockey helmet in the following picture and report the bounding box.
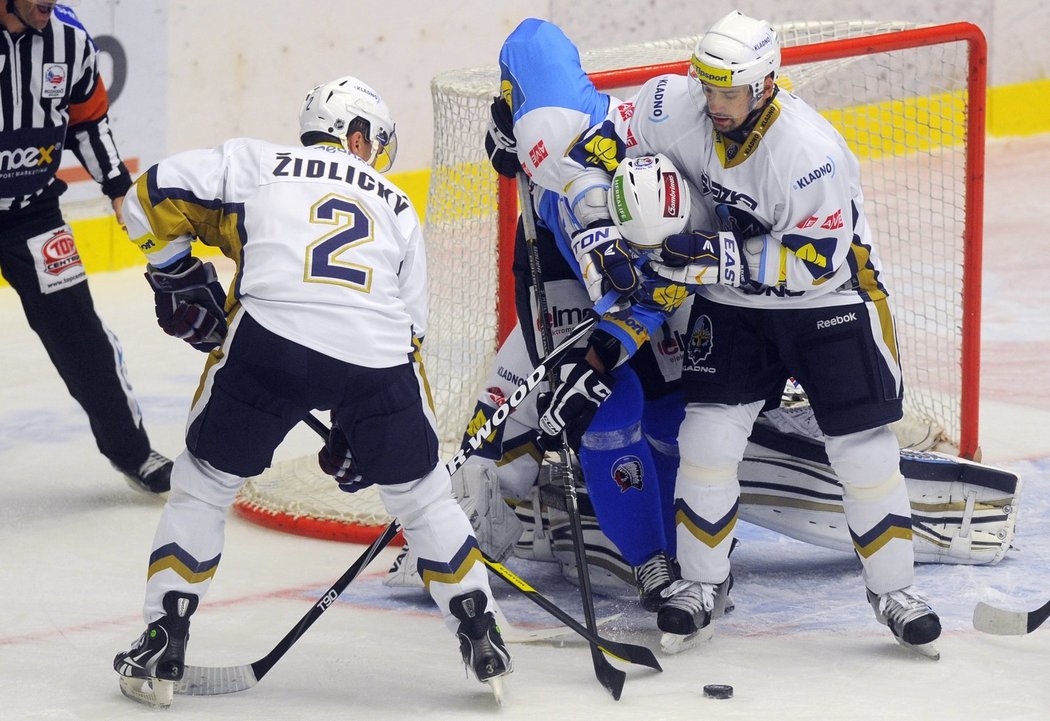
[299,76,398,172]
[689,11,780,98]
[606,154,691,250]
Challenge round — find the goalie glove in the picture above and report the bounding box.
[318,421,371,493]
[648,229,748,288]
[145,256,228,351]
[484,95,519,179]
[537,359,614,450]
[571,223,641,303]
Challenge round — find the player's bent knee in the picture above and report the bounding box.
[170,450,243,508]
[377,463,451,524]
[825,425,900,489]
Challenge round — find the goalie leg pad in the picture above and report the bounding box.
[452,462,524,562]
[739,422,1021,565]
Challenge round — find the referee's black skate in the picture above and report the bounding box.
[115,449,173,494]
[450,590,512,703]
[114,591,198,708]
[867,587,941,659]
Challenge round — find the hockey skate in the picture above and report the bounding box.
[115,449,173,495]
[867,587,942,659]
[657,576,733,654]
[633,551,677,612]
[114,591,198,708]
[450,590,512,704]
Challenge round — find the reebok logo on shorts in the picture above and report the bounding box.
[816,311,857,329]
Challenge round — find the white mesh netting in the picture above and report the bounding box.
[236,21,982,537]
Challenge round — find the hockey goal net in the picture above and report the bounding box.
[234,21,986,542]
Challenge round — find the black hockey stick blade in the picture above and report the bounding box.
[973,598,1050,635]
[484,558,629,699]
[481,554,662,672]
[176,520,401,695]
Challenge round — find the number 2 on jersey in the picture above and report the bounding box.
[305,193,375,291]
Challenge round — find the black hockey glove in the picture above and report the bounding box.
[318,422,372,493]
[648,229,748,288]
[485,95,520,178]
[570,222,642,302]
[537,359,614,450]
[145,256,228,352]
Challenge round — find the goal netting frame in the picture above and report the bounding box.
[234,21,986,542]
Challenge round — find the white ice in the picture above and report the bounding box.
[3,134,1050,720]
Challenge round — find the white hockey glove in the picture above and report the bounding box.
[318,422,370,493]
[484,95,519,179]
[146,256,228,351]
[571,222,642,303]
[538,360,613,450]
[648,229,748,288]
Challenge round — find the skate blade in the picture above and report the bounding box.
[660,625,714,655]
[487,675,505,706]
[119,676,174,708]
[897,638,940,660]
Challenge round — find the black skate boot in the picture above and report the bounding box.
[867,586,941,659]
[657,575,733,654]
[450,590,512,702]
[115,449,172,494]
[114,591,198,707]
[633,550,677,612]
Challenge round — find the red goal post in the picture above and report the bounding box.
[233,21,986,543]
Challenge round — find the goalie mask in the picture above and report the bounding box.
[606,154,691,250]
[299,76,398,173]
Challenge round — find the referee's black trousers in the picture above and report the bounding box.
[1,201,152,471]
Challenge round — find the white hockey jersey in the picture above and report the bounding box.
[123,139,427,368]
[565,74,893,311]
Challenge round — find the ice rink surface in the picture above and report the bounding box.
[3,134,1050,720]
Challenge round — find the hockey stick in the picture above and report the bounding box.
[176,520,399,696]
[176,313,600,697]
[516,173,627,700]
[973,598,1050,636]
[482,553,662,671]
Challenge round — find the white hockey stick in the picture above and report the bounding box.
[973,598,1050,635]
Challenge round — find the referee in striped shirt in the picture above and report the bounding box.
[1,1,171,493]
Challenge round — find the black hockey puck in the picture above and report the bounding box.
[703,683,734,699]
